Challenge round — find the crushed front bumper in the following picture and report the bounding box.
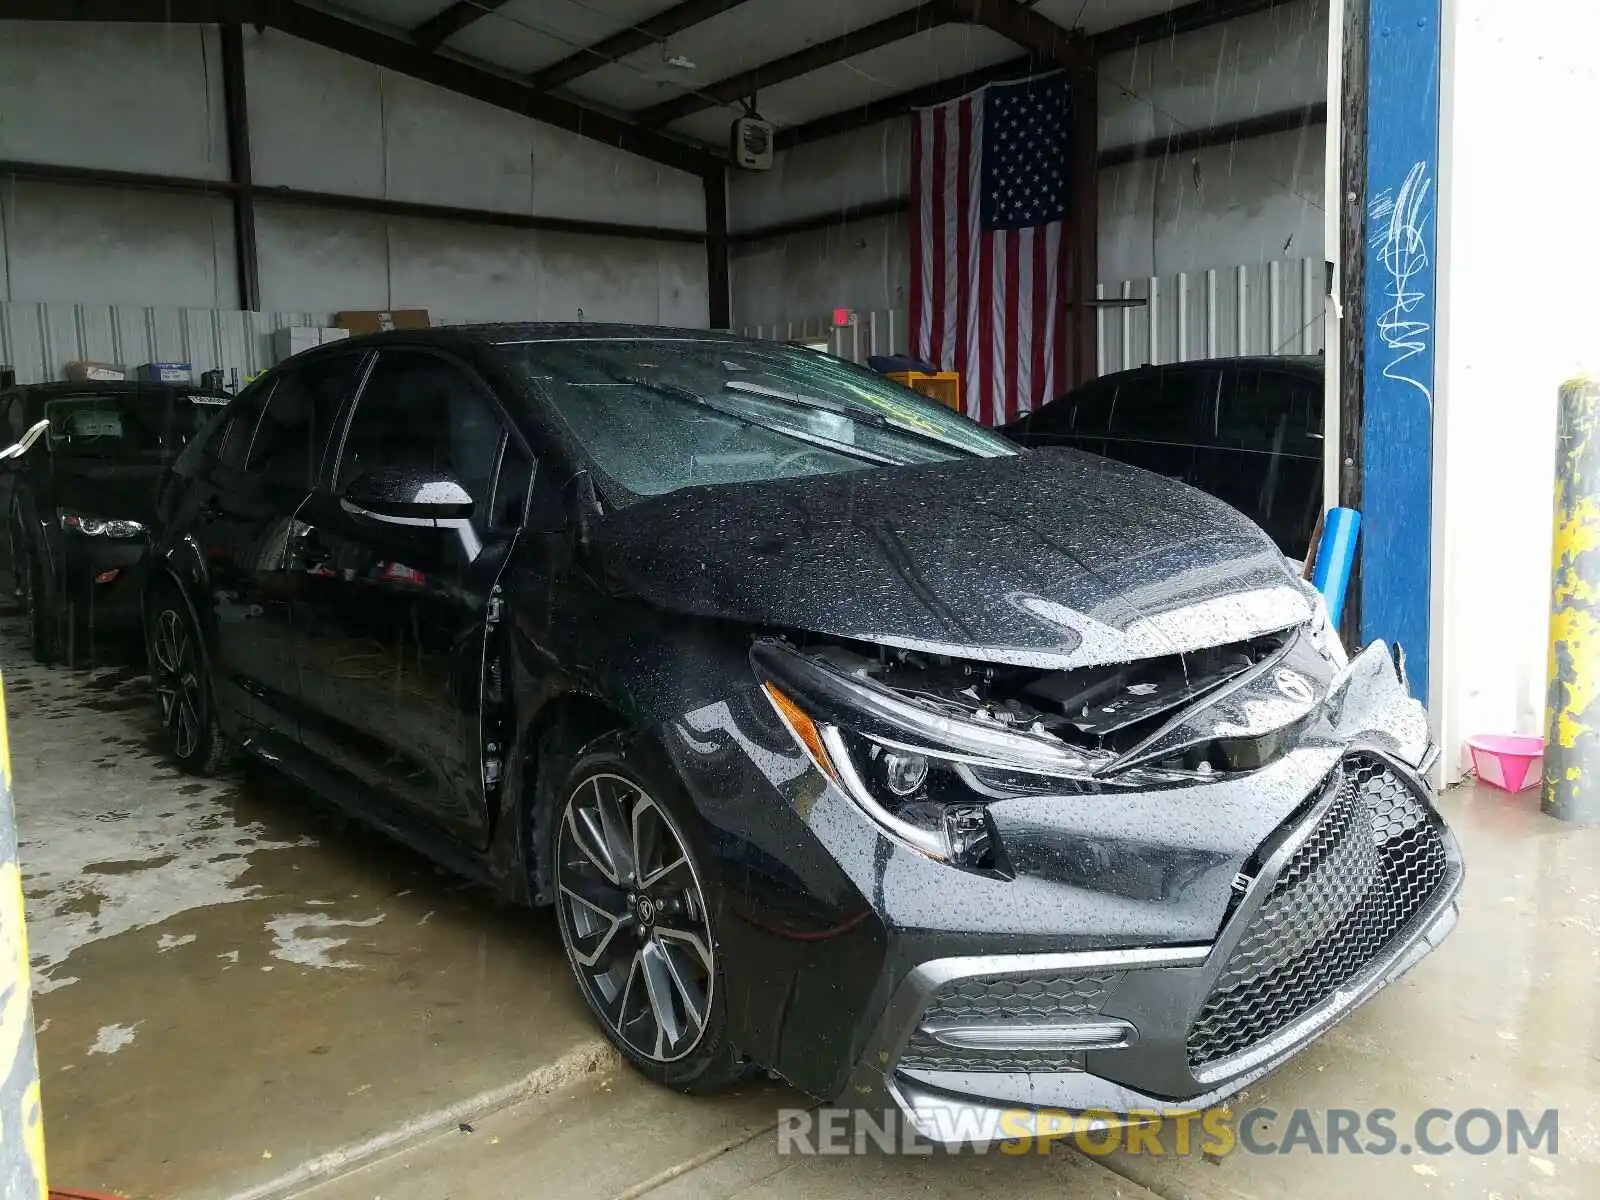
[865,748,1462,1140]
[661,638,1459,1139]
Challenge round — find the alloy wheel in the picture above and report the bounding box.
[556,773,715,1064]
[150,607,204,760]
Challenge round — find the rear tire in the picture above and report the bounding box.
[145,581,230,776]
[547,731,748,1094]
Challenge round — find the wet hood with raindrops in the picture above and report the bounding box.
[596,447,1312,669]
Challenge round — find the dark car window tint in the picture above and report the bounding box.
[1216,370,1322,458]
[336,350,505,508]
[2,395,22,443]
[1065,379,1118,434]
[245,355,361,484]
[1106,371,1213,440]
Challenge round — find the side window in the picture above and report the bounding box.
[1216,370,1321,458]
[217,382,270,469]
[245,355,363,484]
[336,350,507,513]
[1066,379,1118,434]
[1,396,19,443]
[1106,371,1213,440]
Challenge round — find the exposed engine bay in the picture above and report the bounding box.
[794,626,1301,773]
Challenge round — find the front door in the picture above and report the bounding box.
[187,353,365,740]
[289,347,533,847]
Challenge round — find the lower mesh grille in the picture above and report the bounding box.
[1187,756,1450,1069]
[898,972,1121,1074]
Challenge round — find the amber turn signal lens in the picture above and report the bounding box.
[762,683,838,780]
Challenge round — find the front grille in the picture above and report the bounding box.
[1187,756,1450,1068]
[898,972,1120,1074]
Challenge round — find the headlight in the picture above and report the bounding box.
[59,510,144,538]
[754,640,1131,868]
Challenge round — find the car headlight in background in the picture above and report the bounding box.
[59,510,144,539]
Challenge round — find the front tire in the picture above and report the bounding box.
[20,548,57,665]
[145,584,229,775]
[549,734,746,1093]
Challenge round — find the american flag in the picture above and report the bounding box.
[911,74,1075,426]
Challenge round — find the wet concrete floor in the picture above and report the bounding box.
[6,611,1598,1199]
[2,619,608,1200]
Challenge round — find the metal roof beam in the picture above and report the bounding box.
[411,1,511,53]
[0,0,718,173]
[633,2,953,127]
[528,0,754,93]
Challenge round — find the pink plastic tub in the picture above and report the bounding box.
[1467,734,1545,793]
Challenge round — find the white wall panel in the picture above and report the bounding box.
[1098,127,1325,283]
[0,23,229,181]
[0,183,237,310]
[243,31,704,232]
[255,205,707,326]
[1098,0,1327,147]
[731,212,909,331]
[740,256,1323,374]
[729,123,911,234]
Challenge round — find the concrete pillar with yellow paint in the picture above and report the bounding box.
[1,669,48,1197]
[1545,377,1600,822]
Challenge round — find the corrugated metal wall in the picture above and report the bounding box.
[0,303,497,387]
[741,256,1326,376]
[0,303,327,387]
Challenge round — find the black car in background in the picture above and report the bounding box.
[1001,355,1324,556]
[145,326,1454,1141]
[0,380,230,663]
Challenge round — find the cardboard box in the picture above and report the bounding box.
[64,360,125,382]
[136,362,193,383]
[335,309,430,335]
[273,326,354,363]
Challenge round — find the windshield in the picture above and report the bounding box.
[44,392,230,459]
[499,339,1015,497]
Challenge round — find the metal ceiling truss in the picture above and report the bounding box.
[2,0,1305,166]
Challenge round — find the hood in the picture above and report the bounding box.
[599,449,1312,670]
[48,460,169,526]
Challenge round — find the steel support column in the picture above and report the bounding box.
[220,21,260,312]
[1352,0,1442,700]
[704,167,731,329]
[1544,377,1600,823]
[0,672,47,1199]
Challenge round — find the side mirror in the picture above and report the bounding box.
[0,418,51,463]
[339,467,476,523]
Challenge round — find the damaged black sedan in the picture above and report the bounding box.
[146,326,1460,1138]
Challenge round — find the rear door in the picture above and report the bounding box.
[289,346,533,846]
[185,353,366,740]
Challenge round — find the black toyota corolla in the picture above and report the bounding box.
[146,325,1460,1139]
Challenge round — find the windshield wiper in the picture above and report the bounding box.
[623,378,899,466]
[721,379,979,457]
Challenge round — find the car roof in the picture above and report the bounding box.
[1095,355,1323,382]
[282,323,764,359]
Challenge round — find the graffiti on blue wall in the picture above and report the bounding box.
[1361,0,1441,706]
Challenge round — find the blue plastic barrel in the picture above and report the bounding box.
[1312,507,1362,627]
